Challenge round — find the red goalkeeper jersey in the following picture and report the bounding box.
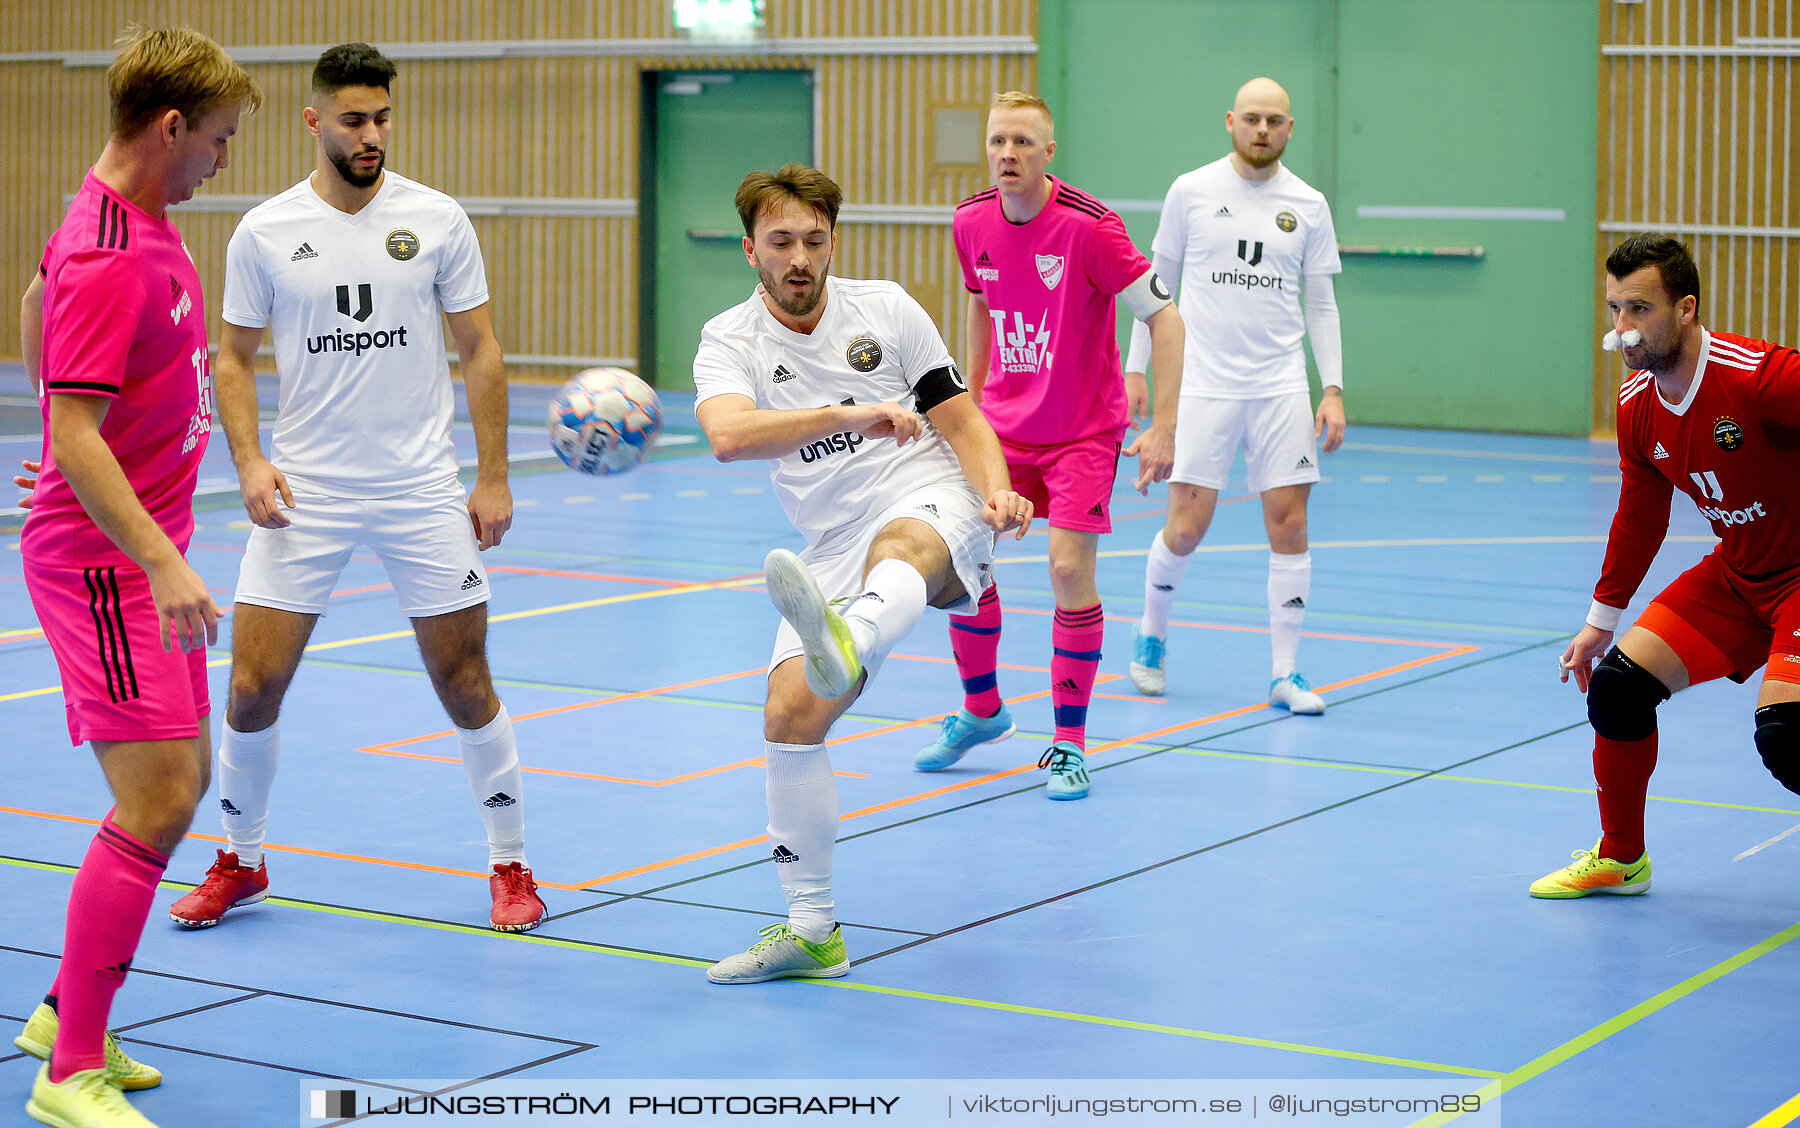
[1596,330,1800,612]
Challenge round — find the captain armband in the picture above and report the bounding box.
[913,363,968,413]
[1119,268,1173,322]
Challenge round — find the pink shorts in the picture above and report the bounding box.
[999,432,1122,533]
[23,558,210,746]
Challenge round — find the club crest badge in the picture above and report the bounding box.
[1035,253,1065,290]
[846,337,882,372]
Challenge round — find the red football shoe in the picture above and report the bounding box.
[489,862,545,932]
[169,849,269,928]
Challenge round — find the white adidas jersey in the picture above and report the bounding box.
[1139,156,1340,398]
[693,277,969,549]
[222,171,490,496]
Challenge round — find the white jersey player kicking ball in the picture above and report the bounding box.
[168,43,545,934]
[695,164,1032,983]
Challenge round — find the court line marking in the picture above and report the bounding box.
[1748,1092,1800,1128]
[0,856,1500,1080]
[1735,820,1800,860]
[573,649,1475,888]
[0,805,592,892]
[997,533,1719,564]
[1406,916,1800,1127]
[1162,750,1800,817]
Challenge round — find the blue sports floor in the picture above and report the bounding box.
[1,366,1796,1127]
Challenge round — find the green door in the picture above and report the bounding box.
[646,69,814,391]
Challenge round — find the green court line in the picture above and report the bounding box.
[1167,746,1800,816]
[1407,917,1800,1127]
[0,852,1496,1080]
[813,979,1500,1078]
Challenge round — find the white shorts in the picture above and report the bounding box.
[235,475,488,617]
[768,482,994,675]
[1172,390,1321,494]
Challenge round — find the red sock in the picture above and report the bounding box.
[50,814,168,1082]
[1595,732,1657,863]
[950,584,1004,718]
[1052,603,1105,748]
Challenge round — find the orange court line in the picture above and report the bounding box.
[1087,643,1479,753]
[578,641,1478,886]
[359,667,766,753]
[365,747,867,785]
[1002,605,1454,648]
[0,803,587,891]
[571,760,1047,889]
[486,565,689,586]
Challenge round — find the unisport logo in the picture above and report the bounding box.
[799,431,865,464]
[1696,500,1766,526]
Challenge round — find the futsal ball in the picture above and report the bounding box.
[547,367,663,475]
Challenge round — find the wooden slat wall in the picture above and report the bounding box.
[1596,0,1797,433]
[1,1,1033,382]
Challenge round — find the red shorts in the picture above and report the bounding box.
[1638,549,1800,687]
[999,432,1122,533]
[23,558,210,746]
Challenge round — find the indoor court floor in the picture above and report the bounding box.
[0,366,1795,1127]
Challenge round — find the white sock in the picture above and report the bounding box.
[1141,529,1192,639]
[218,721,280,868]
[842,558,927,672]
[764,740,837,942]
[1269,551,1311,678]
[457,703,526,868]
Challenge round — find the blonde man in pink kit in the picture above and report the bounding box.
[918,92,1185,799]
[11,27,259,1128]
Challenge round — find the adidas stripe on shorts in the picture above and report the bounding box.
[235,473,489,617]
[23,558,210,745]
[1173,390,1321,494]
[769,481,995,676]
[997,431,1122,533]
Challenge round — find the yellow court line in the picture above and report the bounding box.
[1165,747,1800,816]
[0,851,1499,1080]
[1,573,769,695]
[1407,917,1800,1127]
[1748,1092,1800,1128]
[1001,533,1719,563]
[304,573,766,653]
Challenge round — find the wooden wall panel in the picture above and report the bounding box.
[1595,1,1797,433]
[2,1,1035,386]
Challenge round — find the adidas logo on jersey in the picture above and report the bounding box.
[1652,442,1670,460]
[1214,206,1232,217]
[772,363,797,383]
[772,844,799,864]
[483,792,516,809]
[974,250,999,282]
[290,242,318,261]
[460,570,485,591]
[1295,455,1314,470]
[914,502,939,516]
[1282,596,1306,609]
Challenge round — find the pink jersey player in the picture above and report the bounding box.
[11,29,257,1127]
[953,176,1150,446]
[920,93,1182,802]
[25,172,214,572]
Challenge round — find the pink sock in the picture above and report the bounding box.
[49,814,168,1082]
[950,584,1004,718]
[1052,603,1105,748]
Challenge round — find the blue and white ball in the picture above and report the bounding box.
[547,367,663,475]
